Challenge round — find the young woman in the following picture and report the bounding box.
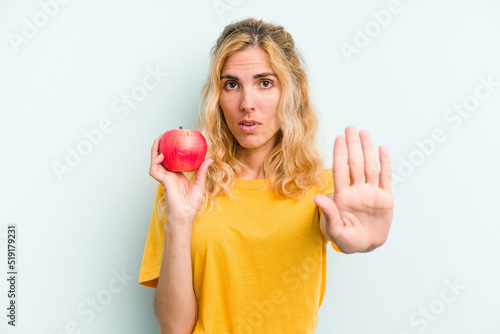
[139,18,394,334]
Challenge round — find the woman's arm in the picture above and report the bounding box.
[154,224,198,334]
[148,135,212,333]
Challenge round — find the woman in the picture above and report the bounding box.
[139,18,394,333]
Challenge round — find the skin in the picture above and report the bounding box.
[219,46,281,180]
[313,127,394,253]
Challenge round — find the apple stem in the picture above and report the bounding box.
[179,126,183,129]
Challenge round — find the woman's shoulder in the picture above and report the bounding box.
[317,169,334,194]
[319,168,332,180]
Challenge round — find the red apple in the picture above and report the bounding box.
[158,127,207,172]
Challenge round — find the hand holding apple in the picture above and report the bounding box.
[149,128,212,227]
[158,127,208,172]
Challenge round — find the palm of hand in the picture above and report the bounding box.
[315,126,394,253]
[332,182,394,253]
[162,171,205,220]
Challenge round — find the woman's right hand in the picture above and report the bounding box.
[149,134,213,227]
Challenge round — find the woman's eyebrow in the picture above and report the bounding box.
[220,74,238,80]
[253,72,276,79]
[220,72,277,80]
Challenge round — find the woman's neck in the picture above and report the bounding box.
[238,147,269,180]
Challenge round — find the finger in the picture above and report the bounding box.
[193,158,213,190]
[333,136,349,192]
[313,194,343,239]
[378,145,392,192]
[359,130,378,186]
[155,153,164,164]
[149,153,166,182]
[345,126,364,185]
[150,137,160,161]
[150,138,165,169]
[149,137,168,182]
[312,194,335,217]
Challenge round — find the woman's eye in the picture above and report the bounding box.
[225,82,238,90]
[261,80,272,88]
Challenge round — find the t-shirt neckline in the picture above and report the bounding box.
[233,178,268,190]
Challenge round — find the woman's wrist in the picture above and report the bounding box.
[164,219,193,235]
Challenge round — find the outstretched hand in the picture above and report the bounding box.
[313,126,394,253]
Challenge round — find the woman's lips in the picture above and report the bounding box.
[238,123,261,133]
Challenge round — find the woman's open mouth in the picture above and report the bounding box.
[238,119,262,133]
[238,121,261,133]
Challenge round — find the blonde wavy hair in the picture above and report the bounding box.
[190,17,327,216]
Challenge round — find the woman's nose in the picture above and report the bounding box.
[240,88,256,113]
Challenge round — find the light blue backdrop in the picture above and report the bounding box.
[1,1,499,333]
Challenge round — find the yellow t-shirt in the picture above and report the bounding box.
[138,170,341,333]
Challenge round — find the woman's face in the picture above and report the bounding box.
[219,46,281,155]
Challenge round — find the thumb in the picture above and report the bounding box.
[313,194,335,216]
[313,194,343,239]
[193,158,213,189]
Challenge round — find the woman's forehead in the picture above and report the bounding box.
[221,47,273,75]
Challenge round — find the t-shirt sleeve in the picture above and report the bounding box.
[138,182,166,288]
[319,169,343,253]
